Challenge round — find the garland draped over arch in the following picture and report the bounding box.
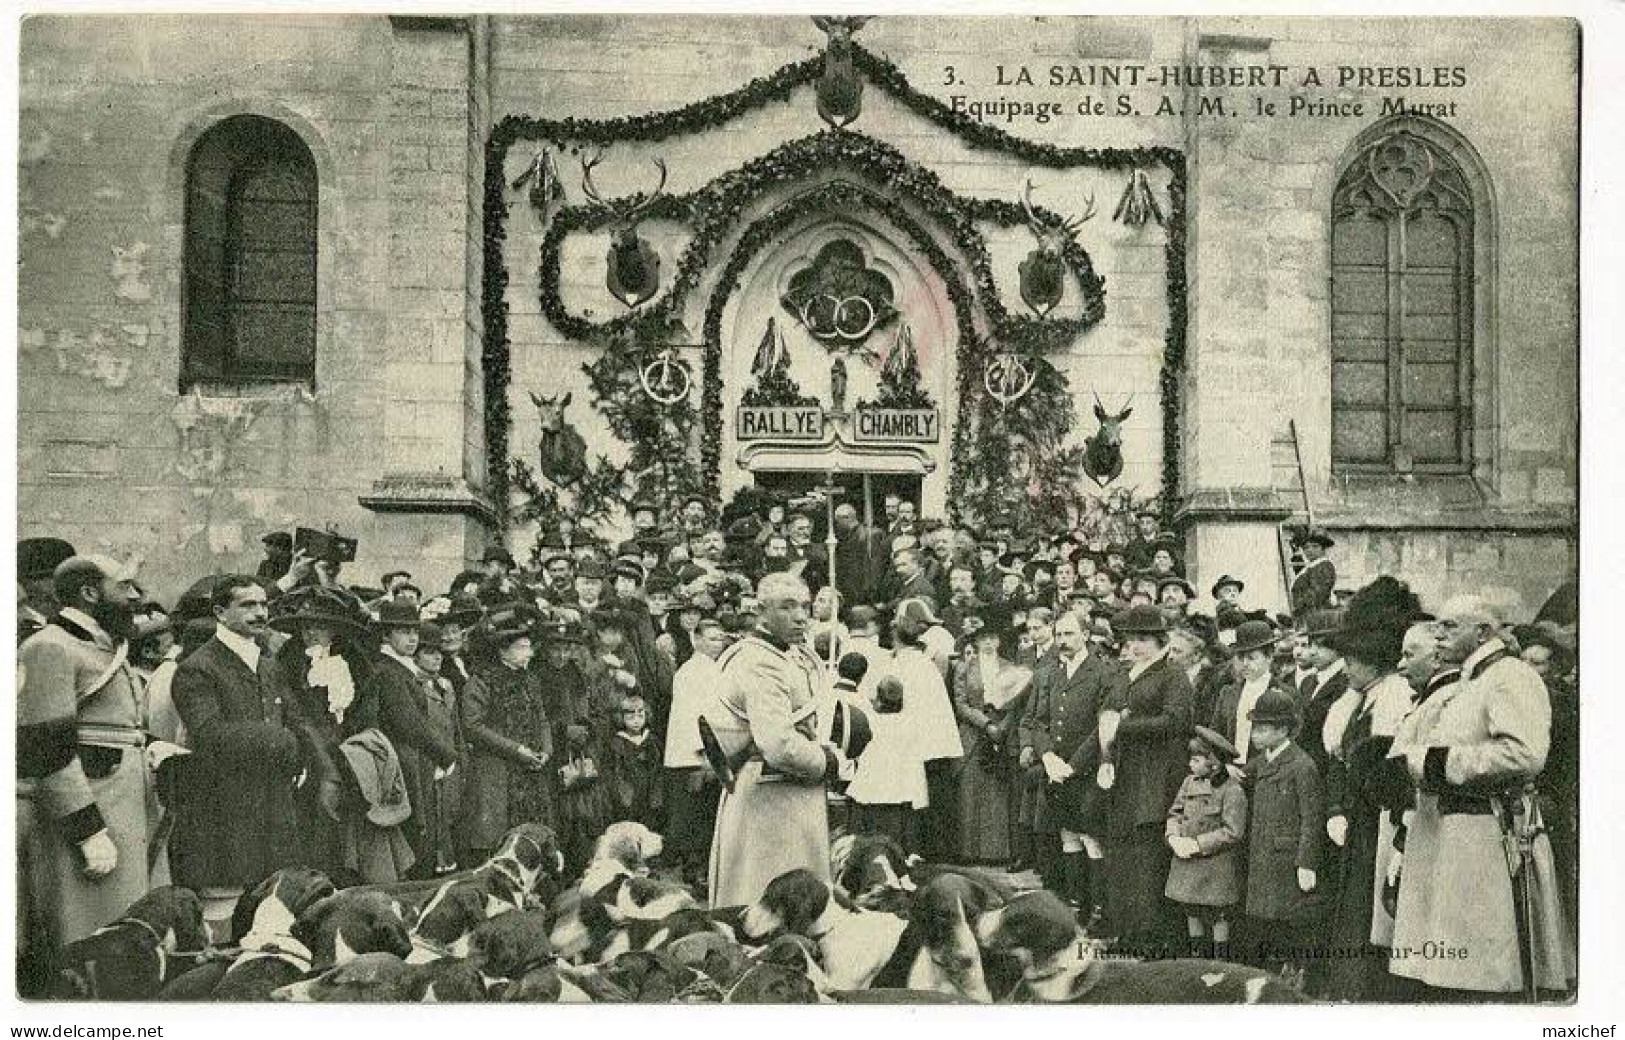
[483,42,1187,537]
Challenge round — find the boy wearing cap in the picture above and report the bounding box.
[1166,726,1248,958]
[1239,688,1323,977]
[368,601,460,877]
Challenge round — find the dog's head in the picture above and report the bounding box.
[493,823,565,876]
[127,885,209,957]
[411,879,491,959]
[56,886,210,998]
[725,961,820,1004]
[973,889,1080,966]
[466,909,554,980]
[614,875,698,925]
[232,867,336,944]
[832,833,918,911]
[598,950,702,1001]
[909,872,1003,953]
[592,821,664,871]
[663,930,752,988]
[293,890,413,968]
[271,952,417,1003]
[742,869,832,942]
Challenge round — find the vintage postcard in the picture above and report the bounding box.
[10,5,1592,1021]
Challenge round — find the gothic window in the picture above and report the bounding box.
[182,115,317,388]
[1331,128,1474,473]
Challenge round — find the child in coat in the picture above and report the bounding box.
[1239,689,1323,979]
[1165,725,1248,956]
[607,695,664,829]
[845,676,926,852]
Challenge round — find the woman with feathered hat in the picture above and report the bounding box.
[266,585,378,880]
[1314,577,1425,1000]
[951,612,1032,865]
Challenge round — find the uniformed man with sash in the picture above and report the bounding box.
[17,554,158,993]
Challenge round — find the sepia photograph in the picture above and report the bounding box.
[8,3,1601,1019]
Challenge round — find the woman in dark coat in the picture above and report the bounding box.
[1313,578,1422,1001]
[1098,605,1194,955]
[265,586,378,881]
[952,623,1032,864]
[458,609,553,865]
[537,616,613,876]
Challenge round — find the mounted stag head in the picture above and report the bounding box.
[813,16,872,128]
[580,150,668,310]
[1083,393,1132,488]
[1017,173,1096,317]
[529,390,589,488]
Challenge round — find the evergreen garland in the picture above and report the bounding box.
[482,41,1188,533]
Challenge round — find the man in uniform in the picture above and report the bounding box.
[707,573,852,907]
[1290,529,1338,616]
[16,554,154,994]
[1390,595,1574,997]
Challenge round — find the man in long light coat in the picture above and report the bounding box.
[1390,595,1575,996]
[707,573,848,907]
[17,555,156,994]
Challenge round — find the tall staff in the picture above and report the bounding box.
[810,472,845,671]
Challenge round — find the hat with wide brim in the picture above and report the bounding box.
[443,594,486,626]
[1210,574,1245,598]
[1229,619,1280,656]
[1299,608,1345,640]
[270,586,374,640]
[18,538,78,582]
[374,599,423,630]
[1158,577,1197,600]
[1111,604,1168,636]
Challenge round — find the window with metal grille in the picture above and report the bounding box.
[1331,129,1473,473]
[183,115,317,388]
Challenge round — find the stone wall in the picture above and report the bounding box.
[18,15,492,601]
[1178,17,1578,613]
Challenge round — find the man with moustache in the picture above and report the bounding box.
[707,573,853,907]
[1389,596,1574,997]
[171,575,310,933]
[17,555,156,992]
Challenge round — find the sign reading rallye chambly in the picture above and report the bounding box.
[735,405,940,444]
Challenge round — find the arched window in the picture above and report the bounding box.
[183,115,317,388]
[1331,126,1475,473]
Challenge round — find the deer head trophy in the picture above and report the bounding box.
[529,391,589,488]
[579,150,668,310]
[812,16,872,129]
[1083,393,1132,488]
[1017,173,1096,317]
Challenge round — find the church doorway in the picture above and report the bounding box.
[751,470,922,529]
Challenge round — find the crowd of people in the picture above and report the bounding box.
[15,489,1580,1002]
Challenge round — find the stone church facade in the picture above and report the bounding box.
[18,15,1578,613]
